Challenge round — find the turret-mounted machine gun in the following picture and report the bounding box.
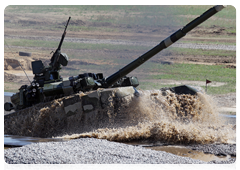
[33,17,70,86]
[4,5,226,112]
[5,17,71,111]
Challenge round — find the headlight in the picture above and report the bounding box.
[32,88,36,93]
[32,82,35,87]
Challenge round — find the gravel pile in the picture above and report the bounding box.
[5,138,207,164]
[188,143,236,157]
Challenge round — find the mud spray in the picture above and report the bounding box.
[62,90,235,145]
[4,89,235,144]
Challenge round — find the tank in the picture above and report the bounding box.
[4,5,226,113]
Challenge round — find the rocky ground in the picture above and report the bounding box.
[4,138,236,164]
[188,143,236,158]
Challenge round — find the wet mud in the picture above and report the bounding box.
[145,145,231,162]
[187,143,236,157]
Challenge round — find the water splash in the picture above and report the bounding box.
[62,90,235,144]
[4,89,235,144]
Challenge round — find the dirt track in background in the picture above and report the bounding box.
[4,21,236,73]
[4,7,236,73]
[4,33,236,73]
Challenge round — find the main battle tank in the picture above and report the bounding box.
[4,5,226,114]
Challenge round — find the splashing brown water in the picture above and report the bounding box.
[4,89,235,144]
[61,90,235,144]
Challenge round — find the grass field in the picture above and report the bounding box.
[148,63,236,94]
[5,38,236,58]
[5,5,236,35]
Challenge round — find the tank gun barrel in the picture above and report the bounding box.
[57,16,71,52]
[105,5,226,87]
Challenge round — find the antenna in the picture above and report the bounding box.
[4,40,31,84]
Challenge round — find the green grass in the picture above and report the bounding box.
[170,5,235,20]
[5,38,236,59]
[180,40,236,46]
[4,82,19,92]
[5,38,149,52]
[151,63,235,81]
[169,47,236,57]
[148,63,236,94]
[5,5,235,20]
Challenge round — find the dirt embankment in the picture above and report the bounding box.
[4,57,33,71]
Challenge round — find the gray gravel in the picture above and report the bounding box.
[5,138,207,164]
[188,143,236,157]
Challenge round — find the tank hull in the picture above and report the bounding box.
[4,87,136,137]
[4,85,198,137]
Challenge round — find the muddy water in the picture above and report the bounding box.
[4,135,69,147]
[145,145,231,162]
[64,90,235,145]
